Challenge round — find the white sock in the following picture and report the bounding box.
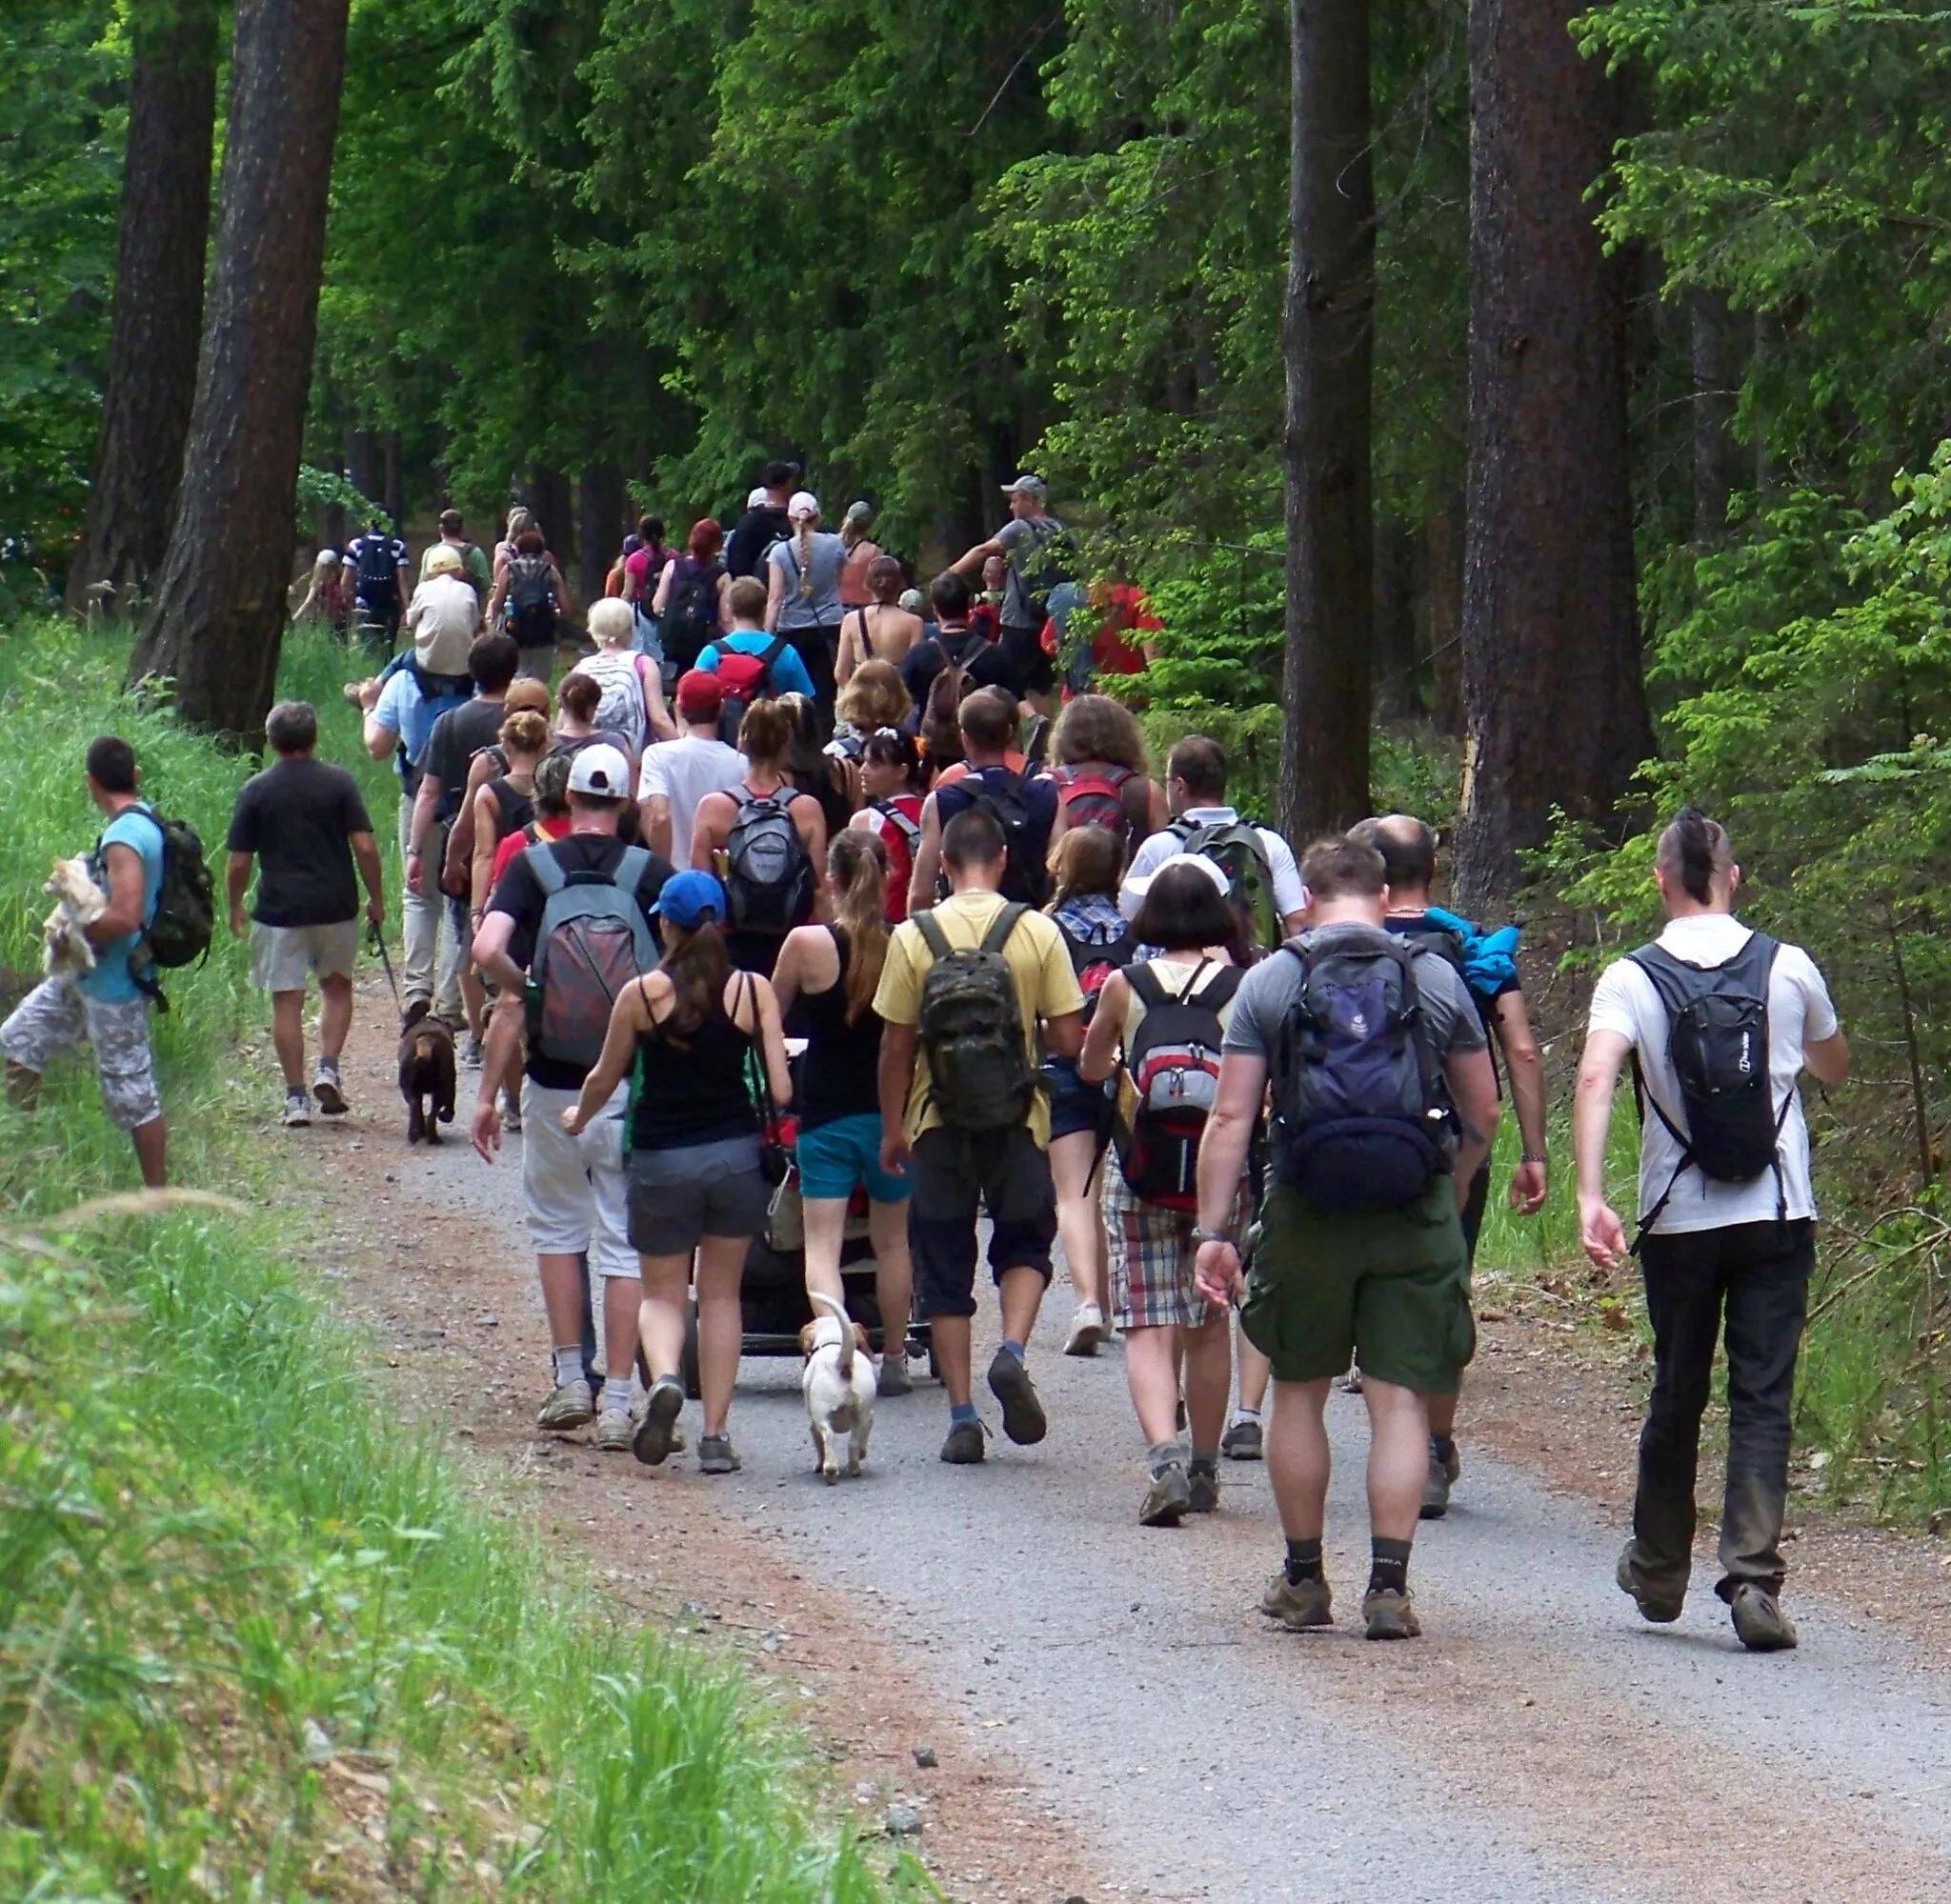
[553,1346,584,1389]
[1233,1406,1261,1423]
[602,1377,633,1415]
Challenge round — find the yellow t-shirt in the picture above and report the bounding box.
[874,890,1085,1147]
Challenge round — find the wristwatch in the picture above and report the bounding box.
[1189,1226,1235,1247]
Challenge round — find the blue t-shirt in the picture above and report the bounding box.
[696,629,817,701]
[80,807,166,1003]
[372,668,466,784]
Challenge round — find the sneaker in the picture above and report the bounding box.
[537,1378,593,1432]
[632,1375,684,1467]
[1362,1586,1421,1640]
[500,1086,523,1134]
[696,1433,741,1474]
[1730,1584,1799,1653]
[1339,1361,1364,1395]
[312,1065,347,1116]
[1139,1460,1192,1527]
[1420,1454,1452,1520]
[876,1353,913,1397]
[1064,1304,1105,1357]
[461,1033,485,1070]
[1260,1572,1334,1631]
[1187,1462,1220,1513]
[986,1350,1048,1445]
[1615,1541,1685,1624]
[594,1408,634,1453]
[281,1091,311,1128]
[1220,1417,1263,1462]
[940,1418,987,1465]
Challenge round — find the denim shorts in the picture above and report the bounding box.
[1042,1056,1113,1143]
[795,1112,911,1204]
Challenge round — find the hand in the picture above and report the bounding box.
[366,893,385,931]
[1579,1195,1628,1273]
[878,1129,911,1180]
[228,906,248,940]
[560,1101,588,1137]
[406,850,426,896]
[471,1095,502,1163]
[1508,1156,1548,1216]
[1194,1239,1243,1309]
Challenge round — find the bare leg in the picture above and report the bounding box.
[318,972,353,1064]
[459,963,488,1043]
[997,1261,1048,1349]
[602,1273,643,1390]
[1124,1324,1183,1446]
[1264,1376,1333,1540]
[270,989,307,1089]
[636,1250,692,1382]
[1427,1381,1461,1444]
[1049,1131,1105,1313]
[868,1197,912,1353]
[1182,1312,1232,1454]
[694,1233,751,1437]
[130,1115,167,1190]
[1362,1375,1432,1543]
[801,1195,849,1307]
[933,1315,974,1407]
[537,1251,588,1355]
[1237,1326,1272,1413]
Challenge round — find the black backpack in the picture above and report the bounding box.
[914,904,1041,1132]
[1626,932,1788,1238]
[1115,959,1243,1210]
[505,553,556,647]
[721,789,815,936]
[1055,909,1136,1025]
[1016,516,1077,624]
[947,768,1051,908]
[1270,931,1453,1213]
[353,533,400,607]
[661,560,722,670]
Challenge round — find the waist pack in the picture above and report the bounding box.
[1270,932,1453,1213]
[915,904,1040,1132]
[1116,959,1242,1211]
[523,844,657,1073]
[722,790,815,936]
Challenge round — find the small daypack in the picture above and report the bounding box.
[505,553,557,647]
[1270,932,1453,1213]
[1016,516,1077,625]
[1626,932,1787,1236]
[660,560,721,670]
[1173,816,1280,954]
[1055,909,1136,1024]
[1053,762,1146,853]
[914,904,1040,1133]
[353,534,400,607]
[714,634,792,745]
[947,767,1051,908]
[1116,959,1243,1210]
[101,806,214,984]
[722,789,815,936]
[523,844,658,1073]
[917,632,994,763]
[873,796,922,921]
[577,648,650,754]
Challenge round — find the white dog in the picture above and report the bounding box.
[799,1290,876,1484]
[42,856,107,977]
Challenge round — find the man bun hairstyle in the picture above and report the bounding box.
[559,672,603,724]
[941,806,1007,872]
[498,709,550,755]
[85,735,137,794]
[266,701,318,755]
[1299,833,1387,901]
[1657,804,1732,905]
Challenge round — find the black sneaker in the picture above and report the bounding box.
[1139,1461,1192,1527]
[632,1375,684,1467]
[1187,1462,1220,1513]
[1615,1540,1685,1624]
[986,1350,1047,1446]
[940,1418,986,1465]
[1220,1417,1263,1461]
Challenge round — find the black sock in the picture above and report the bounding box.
[1284,1537,1323,1586]
[1431,1433,1456,1464]
[1369,1536,1412,1597]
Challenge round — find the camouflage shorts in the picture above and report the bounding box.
[0,974,161,1131]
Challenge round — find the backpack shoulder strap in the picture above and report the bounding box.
[759,631,792,674]
[914,912,953,965]
[1198,963,1246,1009]
[1126,961,1167,1011]
[979,901,1029,957]
[612,845,651,892]
[525,841,567,895]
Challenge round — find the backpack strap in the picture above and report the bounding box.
[524,840,567,895]
[914,911,953,966]
[1126,961,1168,1012]
[876,800,921,849]
[612,845,651,893]
[978,901,1029,958]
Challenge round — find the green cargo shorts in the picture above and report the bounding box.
[1240,1178,1475,1394]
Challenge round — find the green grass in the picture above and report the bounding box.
[0,619,911,1901]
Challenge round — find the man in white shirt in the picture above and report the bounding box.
[1119,735,1307,947]
[639,670,745,867]
[402,545,481,679]
[1574,806,1848,1653]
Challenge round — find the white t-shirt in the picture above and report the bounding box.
[641,732,745,867]
[1118,807,1307,924]
[1586,913,1838,1234]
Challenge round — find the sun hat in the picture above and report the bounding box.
[565,742,632,798]
[654,869,726,931]
[788,491,820,520]
[1120,852,1230,904]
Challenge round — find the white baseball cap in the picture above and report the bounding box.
[566,743,632,798]
[788,490,820,520]
[746,486,770,509]
[1121,852,1229,904]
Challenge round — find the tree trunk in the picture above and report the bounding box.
[1454,0,1651,912]
[128,0,352,739]
[383,427,404,534]
[522,465,576,577]
[1426,491,1465,735]
[347,428,382,512]
[1690,289,1741,541]
[1372,512,1418,722]
[1277,0,1376,844]
[64,0,219,619]
[578,462,626,605]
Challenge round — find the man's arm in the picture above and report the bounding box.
[1191,1050,1268,1305]
[1805,1029,1850,1090]
[949,535,1006,578]
[907,794,942,915]
[362,689,400,763]
[225,851,252,938]
[877,1021,918,1178]
[1443,1045,1499,1205]
[1493,989,1549,1214]
[1041,1009,1084,1063]
[351,832,385,929]
[86,842,149,945]
[1573,1028,1633,1273]
[406,767,442,889]
[471,907,523,996]
[1262,832,1309,936]
[643,794,674,861]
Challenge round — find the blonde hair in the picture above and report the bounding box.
[737,698,792,768]
[794,517,815,598]
[829,830,889,1026]
[504,507,535,545]
[1046,824,1124,909]
[835,659,910,732]
[498,710,550,758]
[587,597,634,648]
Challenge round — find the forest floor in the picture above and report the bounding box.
[272,976,1951,1903]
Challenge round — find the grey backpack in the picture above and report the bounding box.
[523,844,658,1072]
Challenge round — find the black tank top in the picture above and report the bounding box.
[487,775,534,839]
[796,927,884,1131]
[629,978,759,1152]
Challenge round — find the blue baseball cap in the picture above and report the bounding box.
[654,870,725,931]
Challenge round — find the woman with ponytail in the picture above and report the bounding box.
[771,829,915,1393]
[763,491,847,711]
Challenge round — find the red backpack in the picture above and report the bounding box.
[1054,762,1149,852]
[873,796,922,921]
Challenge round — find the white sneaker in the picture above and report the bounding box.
[281,1092,311,1128]
[594,1408,634,1453]
[1064,1303,1106,1357]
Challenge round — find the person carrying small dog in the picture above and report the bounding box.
[225,701,385,1127]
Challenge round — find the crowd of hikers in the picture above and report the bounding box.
[17,470,1846,1653]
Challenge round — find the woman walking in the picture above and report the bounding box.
[1046,693,1168,855]
[771,832,915,1394]
[764,491,846,710]
[652,518,732,680]
[835,555,923,685]
[577,597,675,755]
[565,870,793,1475]
[850,727,925,923]
[837,500,884,609]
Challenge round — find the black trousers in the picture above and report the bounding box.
[781,622,837,711]
[1631,1219,1814,1601]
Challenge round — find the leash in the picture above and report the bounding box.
[369,922,403,1013]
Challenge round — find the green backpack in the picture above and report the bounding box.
[1172,816,1280,953]
[914,905,1041,1132]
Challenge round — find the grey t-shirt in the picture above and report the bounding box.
[996,513,1070,629]
[767,531,847,630]
[1224,921,1488,1064]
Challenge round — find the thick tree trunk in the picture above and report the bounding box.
[347,429,382,511]
[1690,290,1741,541]
[1372,513,1419,722]
[578,463,627,605]
[1277,0,1375,844]
[1454,0,1651,912]
[1426,491,1465,736]
[522,465,576,577]
[65,0,219,619]
[129,0,352,739]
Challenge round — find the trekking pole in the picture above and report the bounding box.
[369,921,404,1014]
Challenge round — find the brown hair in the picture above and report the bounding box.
[1166,734,1227,804]
[866,553,905,604]
[836,659,910,733]
[513,529,546,556]
[829,831,890,1026]
[957,685,1016,753]
[658,921,732,1041]
[1299,833,1386,901]
[1656,805,1733,904]
[1046,825,1123,909]
[498,710,550,757]
[726,575,768,621]
[558,672,602,724]
[1053,694,1147,774]
[688,517,723,563]
[737,697,792,768]
[1350,814,1437,893]
[1132,862,1249,963]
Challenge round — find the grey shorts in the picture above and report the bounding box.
[250,919,359,992]
[1,973,161,1131]
[627,1134,770,1257]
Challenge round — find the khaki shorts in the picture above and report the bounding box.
[1241,1178,1475,1393]
[250,920,359,992]
[0,974,160,1131]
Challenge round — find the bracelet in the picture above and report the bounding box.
[1520,1151,1548,1166]
[1189,1226,1235,1247]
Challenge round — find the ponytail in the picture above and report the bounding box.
[830,831,890,1025]
[1657,803,1732,905]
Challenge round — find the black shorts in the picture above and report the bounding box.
[999,622,1055,697]
[908,1124,1057,1319]
[1460,1161,1490,1262]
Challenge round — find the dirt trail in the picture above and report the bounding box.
[272,979,1951,1902]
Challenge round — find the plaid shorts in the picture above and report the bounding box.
[1103,1169,1231,1332]
[1,973,161,1131]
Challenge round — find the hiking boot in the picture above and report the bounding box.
[876,1353,913,1397]
[632,1375,684,1467]
[1064,1303,1105,1357]
[1730,1584,1799,1653]
[281,1090,311,1128]
[940,1418,987,1465]
[594,1408,634,1453]
[460,1033,485,1070]
[1139,1460,1192,1527]
[537,1378,593,1432]
[987,1350,1047,1445]
[1220,1417,1263,1462]
[1260,1572,1334,1631]
[1420,1453,1453,1520]
[1615,1541,1685,1624]
[1362,1587,1421,1640]
[312,1062,347,1117]
[696,1433,741,1474]
[1187,1461,1220,1513]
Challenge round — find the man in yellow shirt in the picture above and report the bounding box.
[875,808,1085,1464]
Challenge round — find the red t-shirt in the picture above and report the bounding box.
[491,813,572,889]
[1090,584,1157,678]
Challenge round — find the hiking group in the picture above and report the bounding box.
[22,471,1847,1653]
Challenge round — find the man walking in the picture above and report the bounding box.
[2,736,169,1186]
[907,687,1057,912]
[423,508,492,601]
[225,702,385,1125]
[725,461,795,579]
[1574,806,1847,1652]
[875,808,1085,1464]
[950,474,1074,714]
[641,670,745,867]
[345,516,412,656]
[1194,834,1498,1639]
[1354,812,1549,1515]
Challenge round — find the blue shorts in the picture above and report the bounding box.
[795,1112,911,1205]
[1043,1056,1113,1143]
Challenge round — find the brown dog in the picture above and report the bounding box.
[397,1000,456,1145]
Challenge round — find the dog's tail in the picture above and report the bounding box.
[808,1289,855,1383]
